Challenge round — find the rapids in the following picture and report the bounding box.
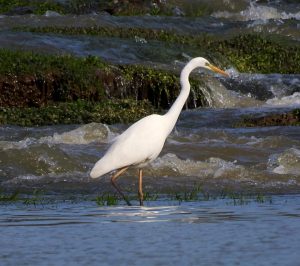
[0,0,300,195]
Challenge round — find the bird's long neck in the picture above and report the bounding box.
[164,61,195,134]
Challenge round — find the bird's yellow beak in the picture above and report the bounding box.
[207,64,229,77]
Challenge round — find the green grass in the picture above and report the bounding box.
[0,190,19,202]
[95,193,119,206]
[0,188,273,206]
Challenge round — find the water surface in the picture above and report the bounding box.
[1,195,300,266]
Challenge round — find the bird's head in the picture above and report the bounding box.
[192,57,229,77]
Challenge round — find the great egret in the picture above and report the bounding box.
[90,57,228,206]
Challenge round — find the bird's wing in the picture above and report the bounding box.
[108,114,166,163]
[90,114,167,178]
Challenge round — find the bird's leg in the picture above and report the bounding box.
[138,169,144,206]
[111,167,131,206]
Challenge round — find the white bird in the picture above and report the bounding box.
[90,57,228,206]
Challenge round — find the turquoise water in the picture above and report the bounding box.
[1,195,300,266]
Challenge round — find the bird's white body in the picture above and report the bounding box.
[90,57,227,180]
[90,114,170,178]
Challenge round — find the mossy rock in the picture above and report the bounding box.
[0,49,207,110]
[0,50,107,107]
[0,99,157,126]
[236,109,300,127]
[213,35,300,74]
[19,25,300,74]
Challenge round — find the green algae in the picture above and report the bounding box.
[213,34,300,74]
[0,49,108,77]
[0,99,156,126]
[16,25,209,45]
[0,48,206,124]
[0,50,108,108]
[0,190,19,202]
[18,25,300,74]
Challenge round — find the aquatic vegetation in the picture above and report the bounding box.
[143,192,159,201]
[0,48,209,125]
[18,25,300,74]
[0,189,51,205]
[0,50,108,107]
[227,192,273,205]
[23,189,44,206]
[0,99,156,126]
[256,193,268,204]
[95,193,118,206]
[173,184,203,202]
[0,190,19,202]
[17,25,210,48]
[95,191,160,206]
[0,186,273,207]
[213,34,300,74]
[0,48,205,109]
[0,49,108,76]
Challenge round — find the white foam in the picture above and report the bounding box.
[0,123,114,150]
[0,138,36,151]
[268,148,300,175]
[201,78,261,108]
[3,171,89,185]
[265,92,300,107]
[40,123,110,145]
[213,3,300,21]
[149,153,245,179]
[44,11,61,17]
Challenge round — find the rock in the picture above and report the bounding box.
[172,6,185,16]
[237,110,300,127]
[44,11,61,17]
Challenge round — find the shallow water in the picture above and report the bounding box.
[1,195,300,266]
[1,106,300,194]
[0,0,300,200]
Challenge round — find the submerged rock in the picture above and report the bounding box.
[0,49,206,110]
[0,99,156,126]
[237,109,300,127]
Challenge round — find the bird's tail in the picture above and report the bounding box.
[90,159,112,179]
